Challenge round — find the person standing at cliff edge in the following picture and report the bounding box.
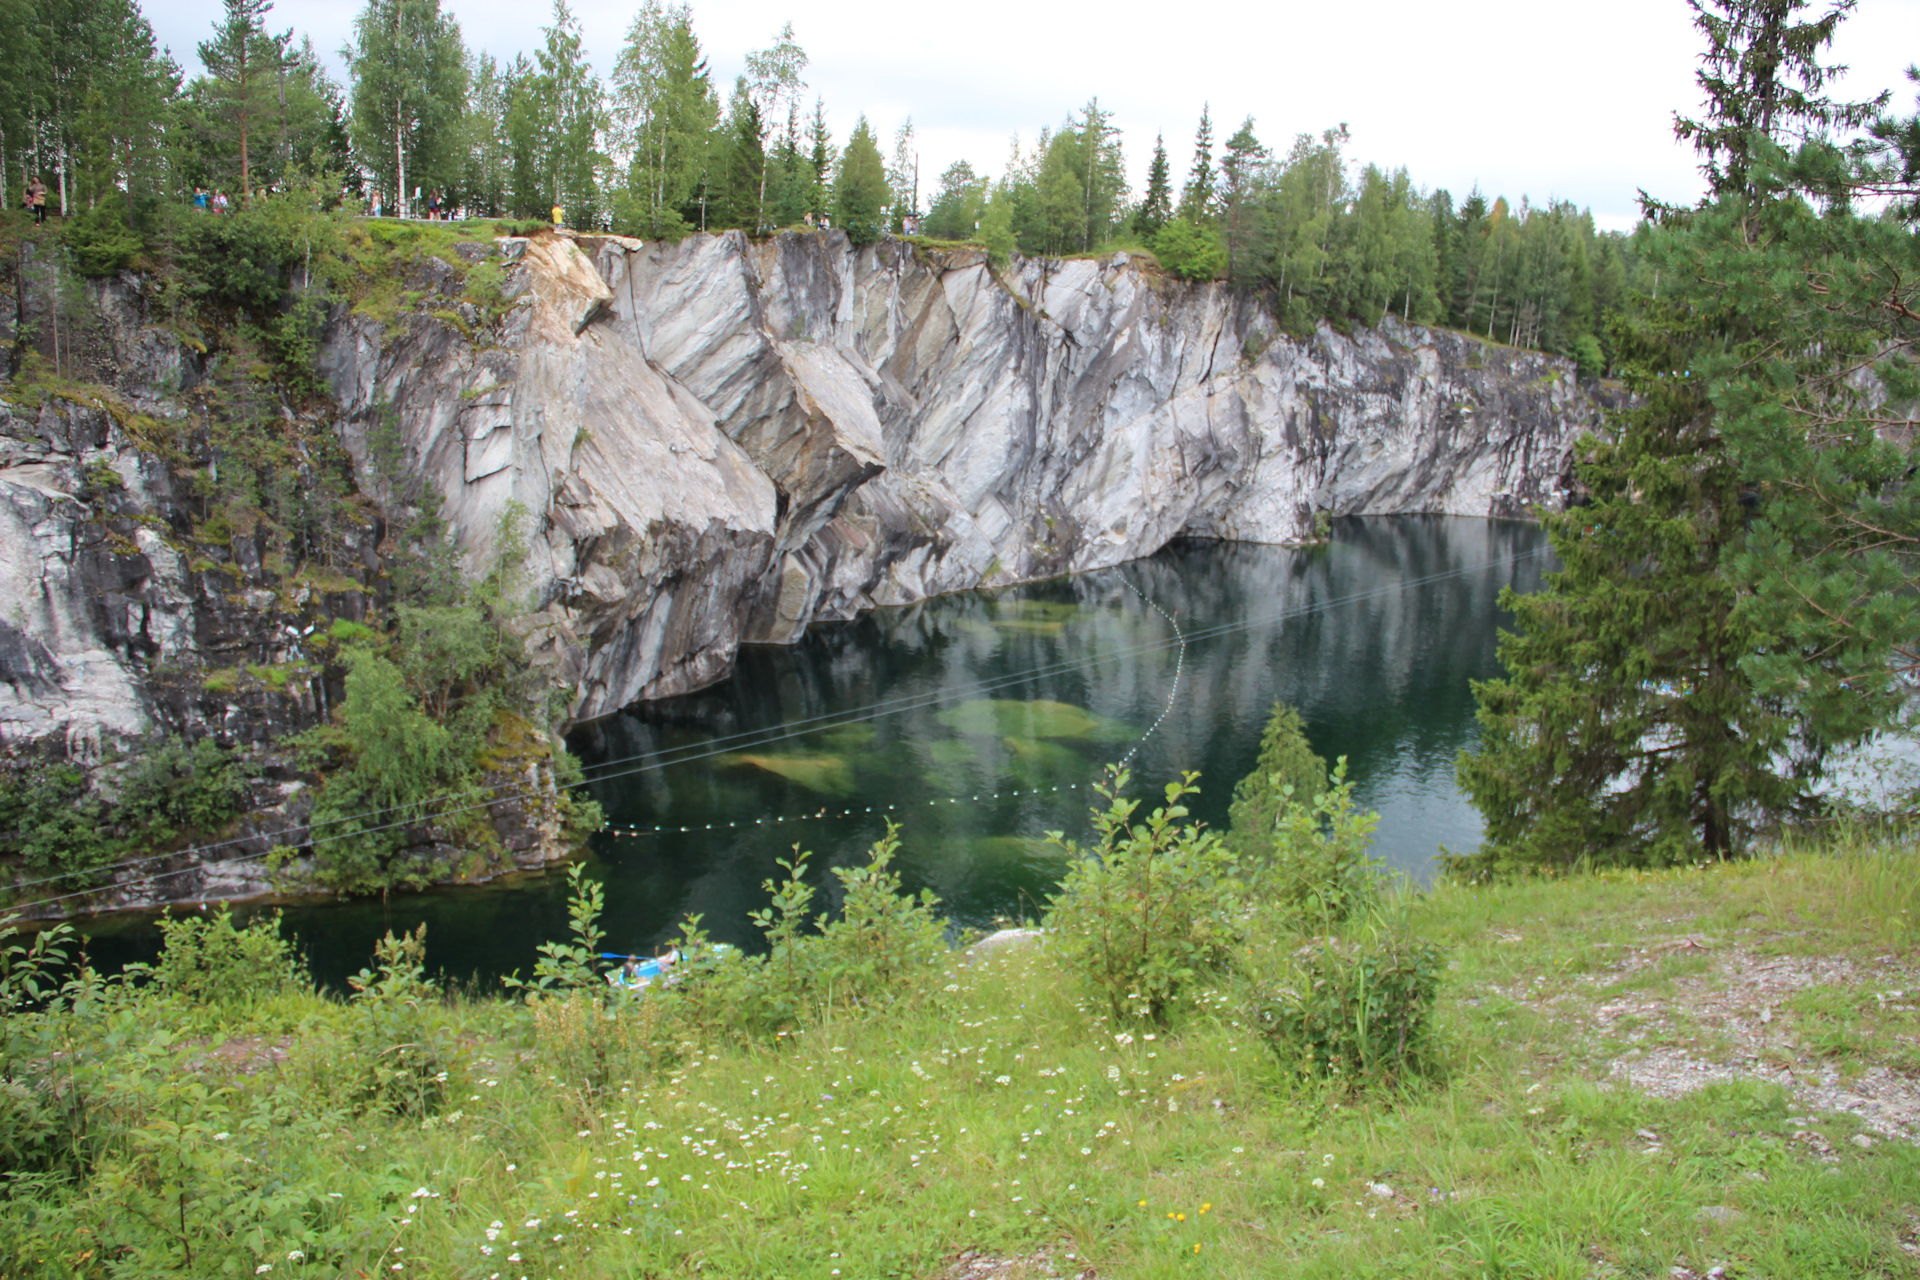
[551,202,564,229]
[25,177,46,225]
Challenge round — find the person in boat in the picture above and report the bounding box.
[621,955,640,984]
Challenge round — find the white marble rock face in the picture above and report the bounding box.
[3,230,1600,747]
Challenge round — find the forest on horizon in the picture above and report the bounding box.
[0,0,1653,370]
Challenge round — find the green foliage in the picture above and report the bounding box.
[1151,217,1226,281]
[0,761,109,875]
[507,862,605,994]
[344,926,455,1117]
[833,116,889,247]
[65,204,143,276]
[0,737,246,885]
[1226,702,1327,860]
[304,644,457,891]
[1251,913,1446,1089]
[672,827,946,1041]
[1043,767,1237,1025]
[151,906,307,1008]
[1250,758,1384,930]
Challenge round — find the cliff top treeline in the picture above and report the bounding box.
[0,0,1649,371]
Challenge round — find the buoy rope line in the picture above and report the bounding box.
[598,583,1189,840]
[8,546,1549,911]
[1113,580,1185,773]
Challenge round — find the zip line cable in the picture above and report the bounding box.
[9,558,1216,894]
[598,581,1191,838]
[5,545,1546,903]
[6,544,1548,908]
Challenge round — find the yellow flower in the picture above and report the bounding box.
[1175,1212,1186,1222]
[1194,1243,1202,1253]
[1138,1199,1147,1208]
[1200,1203,1211,1214]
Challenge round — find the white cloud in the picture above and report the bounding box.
[149,0,1920,229]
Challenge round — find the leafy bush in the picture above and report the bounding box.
[1252,916,1445,1089]
[0,737,246,885]
[1152,218,1227,281]
[0,762,109,874]
[670,827,949,1041]
[151,906,307,1008]
[66,204,143,277]
[1044,768,1238,1024]
[508,862,606,994]
[1252,759,1384,930]
[812,824,946,1008]
[342,927,455,1117]
[114,736,247,847]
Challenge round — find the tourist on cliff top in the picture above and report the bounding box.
[25,177,46,224]
[551,203,564,229]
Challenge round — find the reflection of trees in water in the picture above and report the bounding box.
[562,515,1549,953]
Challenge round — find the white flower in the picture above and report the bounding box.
[411,1187,433,1199]
[995,1075,1012,1086]
[256,1267,272,1275]
[214,1132,232,1141]
[286,1252,304,1263]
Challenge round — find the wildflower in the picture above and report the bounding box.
[287,1252,304,1263]
[1312,1178,1325,1189]
[256,1268,272,1276]
[215,1133,232,1141]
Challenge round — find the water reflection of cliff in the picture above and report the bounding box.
[567,516,1549,953]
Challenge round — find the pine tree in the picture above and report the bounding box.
[1177,104,1213,222]
[197,0,281,202]
[1134,133,1171,239]
[1219,116,1265,282]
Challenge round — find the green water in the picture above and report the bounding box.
[80,516,1547,988]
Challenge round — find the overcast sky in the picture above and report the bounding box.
[147,0,1920,231]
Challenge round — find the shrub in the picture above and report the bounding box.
[1255,759,1384,930]
[668,827,949,1041]
[530,984,675,1099]
[1252,916,1445,1089]
[343,927,454,1117]
[151,905,307,1008]
[1044,768,1238,1025]
[1152,218,1226,281]
[508,862,606,994]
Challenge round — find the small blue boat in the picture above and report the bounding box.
[602,945,736,992]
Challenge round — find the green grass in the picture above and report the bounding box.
[6,839,1920,1277]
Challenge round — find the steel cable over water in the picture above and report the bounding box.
[597,579,1190,839]
[9,544,1547,911]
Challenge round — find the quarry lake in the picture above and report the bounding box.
[84,515,1551,988]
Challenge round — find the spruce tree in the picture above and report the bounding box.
[832,114,887,246]
[1134,132,1171,239]
[1178,104,1213,222]
[1226,702,1328,862]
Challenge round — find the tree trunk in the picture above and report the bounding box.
[396,101,406,219]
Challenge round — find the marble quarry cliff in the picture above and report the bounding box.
[3,228,1604,757]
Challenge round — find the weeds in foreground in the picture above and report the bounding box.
[3,819,1920,1276]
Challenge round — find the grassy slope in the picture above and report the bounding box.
[13,841,1920,1279]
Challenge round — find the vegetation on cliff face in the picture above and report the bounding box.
[0,200,599,902]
